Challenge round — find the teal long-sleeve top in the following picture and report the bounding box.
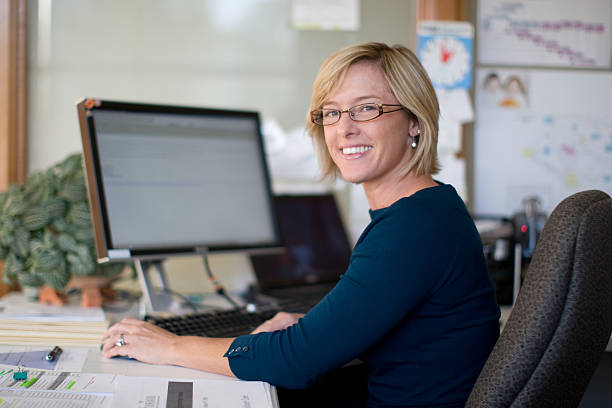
[225,184,500,408]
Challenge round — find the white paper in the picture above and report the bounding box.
[477,0,612,68]
[438,119,462,153]
[112,376,274,408]
[291,0,359,31]
[0,388,113,408]
[437,152,467,202]
[437,89,474,124]
[0,293,106,322]
[261,118,321,182]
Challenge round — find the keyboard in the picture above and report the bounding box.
[145,307,280,338]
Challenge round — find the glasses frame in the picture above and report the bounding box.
[310,103,405,126]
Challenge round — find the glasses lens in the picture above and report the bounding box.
[320,109,340,125]
[311,110,324,125]
[350,104,381,121]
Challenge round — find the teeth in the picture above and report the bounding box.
[342,146,372,154]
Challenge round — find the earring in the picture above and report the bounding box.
[411,129,419,148]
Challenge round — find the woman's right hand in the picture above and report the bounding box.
[251,312,304,334]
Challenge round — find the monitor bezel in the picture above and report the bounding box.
[77,98,281,262]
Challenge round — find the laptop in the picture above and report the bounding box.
[248,194,353,312]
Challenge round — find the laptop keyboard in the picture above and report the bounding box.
[144,307,279,338]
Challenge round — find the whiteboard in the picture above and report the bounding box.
[474,68,612,215]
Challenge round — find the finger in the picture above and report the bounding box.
[102,318,144,338]
[102,331,132,354]
[251,320,273,334]
[103,341,133,359]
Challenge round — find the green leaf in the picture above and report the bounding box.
[22,207,51,231]
[14,227,30,258]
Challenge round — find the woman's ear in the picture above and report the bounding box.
[409,120,420,137]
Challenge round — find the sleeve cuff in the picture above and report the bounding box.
[224,334,258,380]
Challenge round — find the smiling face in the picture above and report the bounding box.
[322,61,419,188]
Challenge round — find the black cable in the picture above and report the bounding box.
[202,255,240,308]
[157,287,202,312]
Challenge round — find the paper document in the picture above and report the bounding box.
[0,293,106,322]
[0,345,88,372]
[0,388,113,407]
[113,376,274,408]
[0,364,118,394]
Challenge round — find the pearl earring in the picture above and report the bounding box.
[411,129,420,148]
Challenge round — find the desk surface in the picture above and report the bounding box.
[0,291,279,407]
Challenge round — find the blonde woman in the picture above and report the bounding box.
[103,43,500,408]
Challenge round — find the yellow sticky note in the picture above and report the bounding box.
[565,173,578,187]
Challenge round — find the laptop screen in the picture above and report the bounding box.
[250,194,352,289]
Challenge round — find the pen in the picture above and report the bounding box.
[45,346,63,361]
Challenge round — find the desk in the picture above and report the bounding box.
[0,292,279,407]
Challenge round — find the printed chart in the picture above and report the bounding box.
[0,365,118,394]
[477,0,611,67]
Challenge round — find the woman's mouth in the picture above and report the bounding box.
[341,145,372,158]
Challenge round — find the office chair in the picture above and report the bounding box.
[466,190,612,408]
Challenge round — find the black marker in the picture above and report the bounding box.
[45,346,63,361]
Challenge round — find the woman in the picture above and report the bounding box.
[102,42,500,408]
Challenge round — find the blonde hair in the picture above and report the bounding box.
[307,42,440,180]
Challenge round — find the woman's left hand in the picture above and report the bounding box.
[101,318,179,365]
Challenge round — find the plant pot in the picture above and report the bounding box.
[38,285,68,306]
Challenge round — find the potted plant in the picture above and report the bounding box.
[0,153,126,305]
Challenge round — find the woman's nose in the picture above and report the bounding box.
[336,112,358,137]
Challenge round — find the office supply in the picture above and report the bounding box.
[12,367,26,380]
[112,374,274,408]
[0,389,113,408]
[145,306,279,338]
[0,293,109,347]
[0,344,87,372]
[249,194,351,312]
[0,360,276,407]
[77,99,281,313]
[0,363,118,393]
[45,346,63,362]
[466,190,612,407]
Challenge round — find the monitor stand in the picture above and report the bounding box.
[135,259,181,313]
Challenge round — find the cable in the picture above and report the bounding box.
[202,255,240,308]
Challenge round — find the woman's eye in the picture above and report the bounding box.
[324,110,339,118]
[361,104,376,111]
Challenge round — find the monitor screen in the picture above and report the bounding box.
[250,194,352,288]
[77,99,280,261]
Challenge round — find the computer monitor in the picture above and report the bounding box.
[77,98,281,311]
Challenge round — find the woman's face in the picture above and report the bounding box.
[323,61,418,187]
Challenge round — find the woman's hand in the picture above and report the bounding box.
[251,312,304,334]
[101,318,179,365]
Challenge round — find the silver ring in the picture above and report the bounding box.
[116,334,125,347]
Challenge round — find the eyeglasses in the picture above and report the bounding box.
[310,103,405,126]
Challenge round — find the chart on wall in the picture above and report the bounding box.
[473,68,612,216]
[477,0,612,68]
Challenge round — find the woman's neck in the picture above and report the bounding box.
[363,173,438,211]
